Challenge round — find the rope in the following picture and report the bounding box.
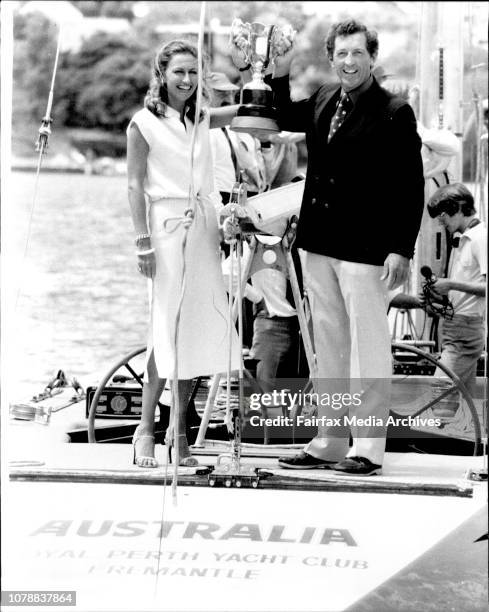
[153,439,172,598]
[225,234,235,431]
[163,1,207,503]
[153,0,207,596]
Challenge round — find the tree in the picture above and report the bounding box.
[12,12,60,125]
[54,32,151,131]
[70,1,135,20]
[75,48,152,130]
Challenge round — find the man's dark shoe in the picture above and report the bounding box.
[333,456,382,476]
[278,451,336,470]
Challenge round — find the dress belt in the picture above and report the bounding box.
[162,194,207,233]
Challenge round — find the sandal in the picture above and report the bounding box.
[168,434,199,467]
[132,426,158,468]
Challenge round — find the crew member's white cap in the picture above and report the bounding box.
[418,123,460,157]
[207,72,239,91]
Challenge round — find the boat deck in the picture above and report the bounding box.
[8,428,485,497]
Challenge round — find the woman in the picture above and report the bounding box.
[127,39,241,467]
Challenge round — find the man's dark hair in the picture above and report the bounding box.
[325,19,379,61]
[427,183,476,218]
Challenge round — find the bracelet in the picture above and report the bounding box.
[134,233,151,247]
[238,64,251,72]
[136,248,155,256]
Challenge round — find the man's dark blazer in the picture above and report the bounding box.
[271,75,425,266]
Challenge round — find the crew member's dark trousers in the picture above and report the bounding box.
[433,314,485,415]
[250,314,300,395]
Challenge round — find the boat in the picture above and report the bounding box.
[5,335,487,611]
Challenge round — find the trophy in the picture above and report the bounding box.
[230,19,295,138]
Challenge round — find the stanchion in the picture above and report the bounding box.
[207,191,264,487]
[197,183,317,481]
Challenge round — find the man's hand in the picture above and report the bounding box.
[430,278,452,295]
[389,292,423,309]
[418,292,440,317]
[381,253,409,290]
[265,131,305,145]
[222,216,241,243]
[220,204,247,243]
[271,45,294,78]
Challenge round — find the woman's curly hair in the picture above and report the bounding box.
[144,39,209,123]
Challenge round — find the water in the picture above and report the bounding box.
[6,171,149,400]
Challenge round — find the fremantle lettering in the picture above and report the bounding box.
[87,565,261,579]
[30,521,357,546]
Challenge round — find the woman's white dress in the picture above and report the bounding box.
[128,106,240,379]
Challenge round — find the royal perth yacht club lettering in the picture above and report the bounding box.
[31,521,358,546]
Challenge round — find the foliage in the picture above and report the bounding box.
[12,0,488,162]
[54,32,152,132]
[12,12,60,125]
[70,1,135,20]
[225,1,306,30]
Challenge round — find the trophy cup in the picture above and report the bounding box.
[230,19,295,138]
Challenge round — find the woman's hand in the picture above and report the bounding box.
[229,18,250,69]
[137,250,156,279]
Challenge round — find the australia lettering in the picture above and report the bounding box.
[31,521,357,546]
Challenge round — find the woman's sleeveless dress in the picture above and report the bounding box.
[128,107,240,379]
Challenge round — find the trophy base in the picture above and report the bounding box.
[230,115,280,139]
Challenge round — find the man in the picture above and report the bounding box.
[221,235,303,399]
[424,183,486,417]
[242,19,425,475]
[247,236,305,397]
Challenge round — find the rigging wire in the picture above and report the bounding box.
[468,3,487,220]
[414,3,422,115]
[436,3,445,130]
[15,24,62,312]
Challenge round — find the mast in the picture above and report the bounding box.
[409,2,465,341]
[439,2,465,180]
[418,1,464,179]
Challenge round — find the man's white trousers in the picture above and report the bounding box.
[303,252,392,466]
